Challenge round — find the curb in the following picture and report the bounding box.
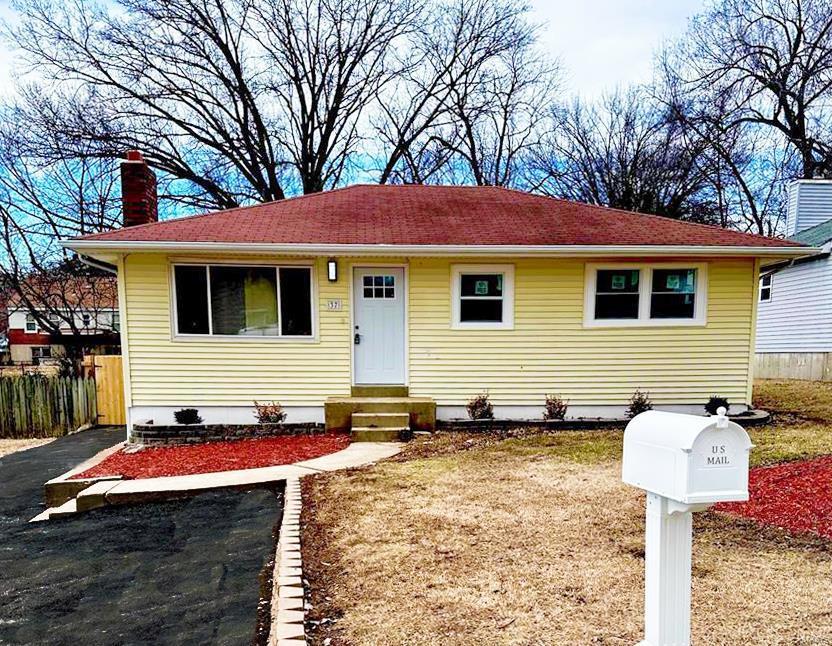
[268,477,306,645]
[42,441,125,507]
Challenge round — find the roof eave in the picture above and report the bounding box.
[61,239,818,260]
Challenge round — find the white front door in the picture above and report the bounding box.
[353,267,406,384]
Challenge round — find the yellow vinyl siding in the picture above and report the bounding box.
[123,254,351,406]
[408,257,756,406]
[122,253,756,408]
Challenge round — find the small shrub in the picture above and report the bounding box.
[466,392,494,420]
[174,408,203,425]
[543,394,568,421]
[254,400,287,424]
[626,389,653,419]
[705,395,730,416]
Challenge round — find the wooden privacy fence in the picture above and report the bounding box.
[756,352,832,382]
[90,355,126,425]
[0,376,97,439]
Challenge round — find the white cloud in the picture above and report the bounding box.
[527,0,703,99]
[0,0,704,100]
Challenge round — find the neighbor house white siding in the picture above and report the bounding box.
[786,180,832,236]
[756,256,832,352]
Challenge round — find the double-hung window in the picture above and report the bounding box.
[759,274,772,302]
[585,264,707,326]
[25,314,37,332]
[173,264,314,338]
[451,264,514,329]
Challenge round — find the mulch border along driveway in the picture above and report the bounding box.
[0,427,283,645]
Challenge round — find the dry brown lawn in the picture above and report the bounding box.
[302,381,832,645]
[0,437,53,458]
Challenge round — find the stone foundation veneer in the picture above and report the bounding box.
[131,422,326,446]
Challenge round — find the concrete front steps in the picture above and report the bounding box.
[325,386,436,441]
[351,412,409,442]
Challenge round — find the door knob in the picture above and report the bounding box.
[354,326,361,345]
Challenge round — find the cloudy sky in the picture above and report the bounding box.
[0,0,703,98]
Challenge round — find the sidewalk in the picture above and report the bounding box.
[37,441,402,519]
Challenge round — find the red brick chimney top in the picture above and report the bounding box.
[121,150,158,227]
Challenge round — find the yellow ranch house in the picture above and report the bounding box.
[66,152,813,437]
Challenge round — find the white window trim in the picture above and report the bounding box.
[759,273,772,302]
[583,262,708,328]
[25,314,37,333]
[170,261,318,342]
[451,264,515,330]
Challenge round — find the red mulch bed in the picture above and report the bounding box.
[715,455,832,540]
[72,433,351,480]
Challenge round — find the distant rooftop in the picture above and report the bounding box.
[790,218,832,247]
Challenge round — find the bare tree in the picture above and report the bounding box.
[0,105,120,356]
[6,0,421,206]
[663,0,832,179]
[661,86,793,235]
[437,43,558,187]
[529,90,720,223]
[373,0,550,186]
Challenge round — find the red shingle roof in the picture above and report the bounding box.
[75,184,802,248]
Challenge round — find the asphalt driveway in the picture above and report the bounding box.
[0,428,282,645]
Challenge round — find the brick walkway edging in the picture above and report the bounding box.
[268,477,307,645]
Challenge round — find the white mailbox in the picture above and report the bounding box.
[622,408,752,505]
[622,407,753,646]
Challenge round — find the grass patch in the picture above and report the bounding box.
[302,379,832,644]
[490,429,623,464]
[303,447,832,645]
[749,379,832,467]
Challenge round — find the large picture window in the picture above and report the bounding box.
[585,264,707,327]
[173,264,313,338]
[451,264,514,329]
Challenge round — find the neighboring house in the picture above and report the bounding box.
[756,180,832,379]
[65,151,811,435]
[5,278,120,364]
[0,289,8,363]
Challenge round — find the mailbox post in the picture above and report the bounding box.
[622,407,751,646]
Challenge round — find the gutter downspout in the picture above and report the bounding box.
[77,254,118,275]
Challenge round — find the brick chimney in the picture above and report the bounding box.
[121,150,158,227]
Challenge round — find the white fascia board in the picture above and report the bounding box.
[61,239,820,259]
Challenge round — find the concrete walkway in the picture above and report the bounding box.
[102,441,401,504]
[38,441,402,518]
